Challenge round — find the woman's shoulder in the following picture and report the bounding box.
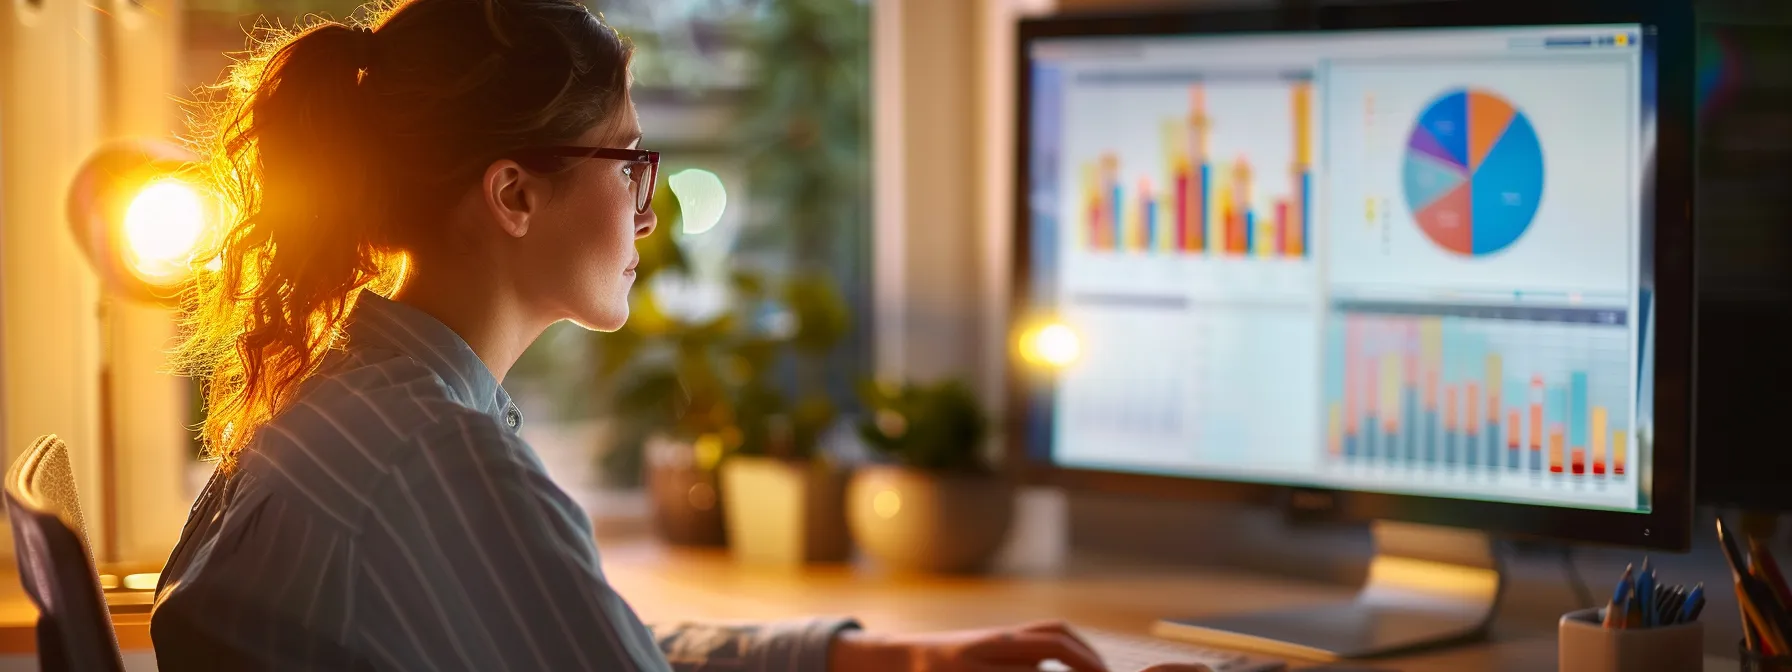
[249,347,516,485]
[284,346,480,437]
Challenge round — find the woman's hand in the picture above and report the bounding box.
[828,620,1214,672]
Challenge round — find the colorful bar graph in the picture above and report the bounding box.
[1486,355,1503,469]
[1547,387,1566,474]
[1591,407,1608,476]
[1328,406,1342,456]
[1326,313,1631,482]
[1529,377,1543,472]
[1569,372,1588,476]
[1613,431,1628,476]
[1549,425,1565,474]
[1289,80,1312,257]
[1506,409,1521,469]
[1174,165,1190,251]
[1077,79,1311,258]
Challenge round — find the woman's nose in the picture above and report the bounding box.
[634,208,657,239]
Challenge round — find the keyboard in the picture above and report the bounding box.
[1044,628,1287,672]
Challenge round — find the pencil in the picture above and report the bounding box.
[1742,581,1762,653]
[1749,539,1792,613]
[1739,578,1791,654]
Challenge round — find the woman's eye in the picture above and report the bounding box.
[622,165,634,178]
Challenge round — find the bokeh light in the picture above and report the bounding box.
[1018,321,1082,369]
[668,168,728,235]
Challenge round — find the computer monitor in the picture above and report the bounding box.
[1691,17,1792,514]
[1010,0,1694,661]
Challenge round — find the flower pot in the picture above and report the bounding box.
[847,465,1015,574]
[645,435,726,548]
[719,455,851,565]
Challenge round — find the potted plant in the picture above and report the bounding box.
[848,379,1014,574]
[717,270,855,566]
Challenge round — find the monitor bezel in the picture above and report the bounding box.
[1008,0,1696,551]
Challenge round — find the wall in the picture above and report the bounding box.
[872,0,982,384]
[2,0,108,559]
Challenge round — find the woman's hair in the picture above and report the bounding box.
[174,0,633,467]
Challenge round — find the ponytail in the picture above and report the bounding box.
[176,20,403,467]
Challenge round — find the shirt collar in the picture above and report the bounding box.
[346,291,524,432]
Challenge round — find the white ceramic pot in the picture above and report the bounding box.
[847,465,1014,574]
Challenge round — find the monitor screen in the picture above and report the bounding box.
[1020,23,1658,515]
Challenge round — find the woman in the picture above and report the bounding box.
[151,0,1208,670]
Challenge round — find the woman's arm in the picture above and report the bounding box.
[651,618,860,671]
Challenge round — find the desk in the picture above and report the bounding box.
[600,538,1733,672]
[0,536,1740,671]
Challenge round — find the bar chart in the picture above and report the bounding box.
[1322,307,1633,482]
[1077,78,1313,259]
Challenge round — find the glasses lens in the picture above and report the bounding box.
[635,162,656,214]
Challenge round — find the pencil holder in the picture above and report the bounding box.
[1739,640,1792,672]
[1559,607,1704,672]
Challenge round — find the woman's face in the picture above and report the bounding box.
[516,92,656,332]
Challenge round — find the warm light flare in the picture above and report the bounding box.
[121,179,212,284]
[872,489,903,519]
[1019,321,1082,369]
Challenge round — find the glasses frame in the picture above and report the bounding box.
[513,146,661,215]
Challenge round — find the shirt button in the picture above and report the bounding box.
[505,410,520,429]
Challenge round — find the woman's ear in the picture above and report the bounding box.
[482,160,540,238]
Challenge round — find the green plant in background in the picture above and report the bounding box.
[732,0,872,462]
[856,379,992,474]
[735,0,870,268]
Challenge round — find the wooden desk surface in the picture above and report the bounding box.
[597,540,1732,672]
[0,537,1739,671]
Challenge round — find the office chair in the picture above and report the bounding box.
[4,434,125,672]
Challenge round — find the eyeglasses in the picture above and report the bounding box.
[512,146,661,215]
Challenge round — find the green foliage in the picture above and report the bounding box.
[783,272,849,354]
[856,379,991,474]
[736,0,870,268]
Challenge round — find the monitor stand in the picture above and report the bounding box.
[1151,520,1502,661]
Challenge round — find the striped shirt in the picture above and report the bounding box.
[152,291,858,671]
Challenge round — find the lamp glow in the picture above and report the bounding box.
[872,489,903,519]
[121,179,209,283]
[1022,322,1081,368]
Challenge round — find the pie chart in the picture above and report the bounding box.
[1402,88,1545,256]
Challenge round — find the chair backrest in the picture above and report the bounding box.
[4,435,124,672]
